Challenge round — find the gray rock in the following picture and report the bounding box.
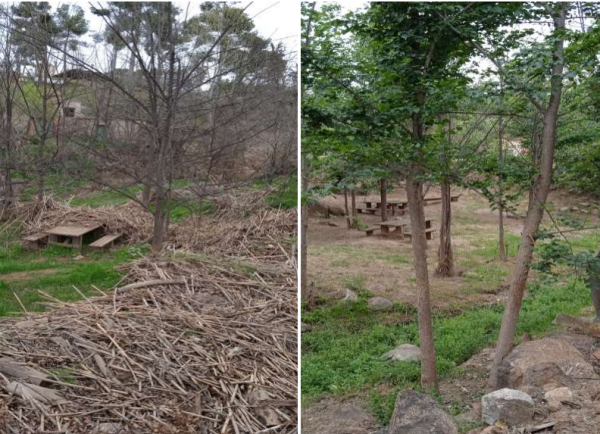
[382,344,421,362]
[521,362,571,393]
[481,388,534,426]
[368,297,394,310]
[343,289,358,302]
[544,386,573,404]
[301,322,312,333]
[497,338,595,390]
[388,390,458,434]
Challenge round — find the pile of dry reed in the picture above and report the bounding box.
[0,257,297,433]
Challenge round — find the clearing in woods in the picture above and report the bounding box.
[301,187,600,433]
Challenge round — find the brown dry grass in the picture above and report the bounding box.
[306,188,599,311]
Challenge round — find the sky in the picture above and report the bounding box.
[73,1,298,69]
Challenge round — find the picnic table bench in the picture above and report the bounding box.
[358,226,380,236]
[45,224,102,249]
[373,218,436,240]
[23,233,48,250]
[89,233,122,250]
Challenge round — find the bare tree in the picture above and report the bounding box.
[7,2,298,253]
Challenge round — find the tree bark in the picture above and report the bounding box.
[435,182,453,277]
[344,187,351,229]
[380,178,388,221]
[350,188,358,228]
[300,2,316,303]
[407,175,438,391]
[498,116,507,261]
[142,183,152,207]
[407,107,438,391]
[489,5,566,388]
[301,155,309,301]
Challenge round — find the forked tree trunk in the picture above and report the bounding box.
[489,5,566,388]
[406,175,438,391]
[436,182,453,277]
[380,178,388,222]
[498,116,507,261]
[344,187,351,229]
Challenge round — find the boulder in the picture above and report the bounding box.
[343,289,358,302]
[382,344,421,362]
[387,390,458,434]
[521,362,571,393]
[497,338,595,389]
[545,386,573,402]
[368,297,393,310]
[309,196,346,217]
[481,388,534,426]
[544,386,574,412]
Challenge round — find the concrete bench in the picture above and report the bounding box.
[356,207,377,215]
[404,228,436,241]
[358,226,380,236]
[89,234,122,249]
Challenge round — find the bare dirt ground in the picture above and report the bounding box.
[0,268,60,283]
[306,187,599,311]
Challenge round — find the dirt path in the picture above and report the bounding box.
[0,268,60,283]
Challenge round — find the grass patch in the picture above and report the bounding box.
[70,186,143,208]
[0,237,139,316]
[301,278,591,424]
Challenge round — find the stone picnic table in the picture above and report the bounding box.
[359,199,408,216]
[372,217,436,240]
[358,195,461,217]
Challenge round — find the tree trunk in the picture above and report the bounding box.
[142,183,152,207]
[300,2,315,303]
[344,187,351,229]
[406,106,438,391]
[3,92,14,207]
[406,175,438,391]
[435,182,453,277]
[498,116,507,261]
[151,187,166,253]
[489,5,566,389]
[380,178,388,222]
[301,154,309,301]
[351,188,357,228]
